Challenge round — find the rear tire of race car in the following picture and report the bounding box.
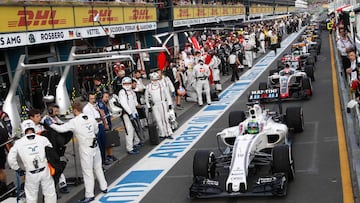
[310,50,317,62]
[301,77,312,97]
[305,65,315,82]
[306,56,315,65]
[272,144,295,182]
[285,107,304,133]
[229,111,246,127]
[193,150,216,179]
[259,82,268,90]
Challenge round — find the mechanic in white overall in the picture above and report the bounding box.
[119,77,142,155]
[208,51,222,91]
[193,58,211,106]
[145,72,174,139]
[48,101,108,203]
[7,120,57,203]
[259,29,266,54]
[243,35,255,68]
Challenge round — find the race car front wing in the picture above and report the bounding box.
[189,173,288,199]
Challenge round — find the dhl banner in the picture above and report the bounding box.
[0,5,156,33]
[123,7,156,23]
[173,7,193,20]
[53,7,75,29]
[173,6,245,21]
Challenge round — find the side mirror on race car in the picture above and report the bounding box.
[347,99,359,113]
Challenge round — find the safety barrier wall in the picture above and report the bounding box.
[332,32,360,197]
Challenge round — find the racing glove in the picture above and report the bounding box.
[16,168,25,176]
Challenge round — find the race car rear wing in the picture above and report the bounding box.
[248,88,280,102]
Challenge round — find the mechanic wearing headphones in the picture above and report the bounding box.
[42,104,69,194]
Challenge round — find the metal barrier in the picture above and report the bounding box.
[332,32,360,199]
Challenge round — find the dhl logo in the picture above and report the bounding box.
[196,8,205,17]
[130,9,151,20]
[177,8,190,18]
[86,9,118,23]
[222,8,229,15]
[231,8,237,14]
[8,10,66,27]
[210,8,219,16]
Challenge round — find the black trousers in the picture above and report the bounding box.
[230,64,239,81]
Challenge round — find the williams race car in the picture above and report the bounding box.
[189,102,304,198]
[248,67,313,102]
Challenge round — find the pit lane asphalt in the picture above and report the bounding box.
[140,32,346,202]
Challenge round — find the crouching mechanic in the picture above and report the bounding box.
[47,101,108,203]
[7,119,57,203]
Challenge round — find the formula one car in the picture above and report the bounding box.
[189,102,304,198]
[248,67,312,102]
[276,51,315,82]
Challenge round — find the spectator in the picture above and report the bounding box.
[346,48,358,84]
[48,101,108,203]
[337,28,353,77]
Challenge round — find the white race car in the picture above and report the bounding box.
[189,102,304,198]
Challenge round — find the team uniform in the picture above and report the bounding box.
[49,113,107,201]
[145,73,174,139]
[193,60,211,106]
[7,120,57,203]
[119,77,141,154]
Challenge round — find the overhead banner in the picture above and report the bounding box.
[173,7,193,20]
[123,7,156,23]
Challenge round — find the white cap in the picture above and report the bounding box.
[150,72,160,80]
[21,119,35,134]
[122,77,132,84]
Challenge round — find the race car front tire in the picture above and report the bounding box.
[285,107,304,133]
[193,150,216,179]
[272,144,295,181]
[229,111,246,127]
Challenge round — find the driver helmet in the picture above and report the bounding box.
[247,120,259,134]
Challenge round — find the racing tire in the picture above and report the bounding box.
[229,111,246,127]
[306,56,315,65]
[193,150,216,179]
[310,50,317,62]
[301,77,312,97]
[259,82,268,90]
[272,144,295,182]
[305,65,315,82]
[285,107,304,133]
[269,69,278,76]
